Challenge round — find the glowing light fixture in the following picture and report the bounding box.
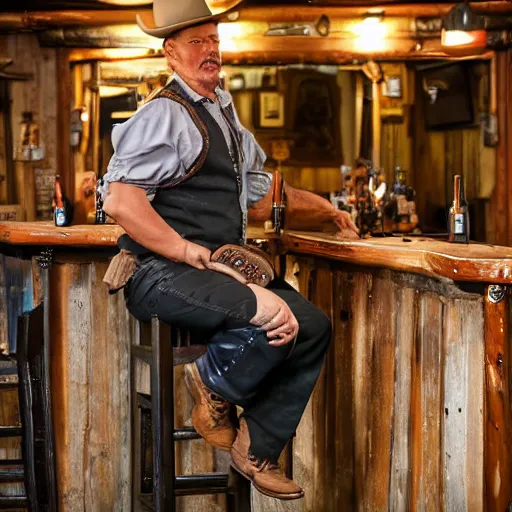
[441,3,487,53]
[218,22,243,52]
[99,85,132,98]
[352,11,387,52]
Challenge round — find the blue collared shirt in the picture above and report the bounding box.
[102,74,272,218]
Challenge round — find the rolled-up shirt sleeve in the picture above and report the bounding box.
[242,129,272,206]
[102,98,202,196]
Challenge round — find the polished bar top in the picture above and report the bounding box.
[285,231,512,284]
[0,221,274,246]
[1,222,512,283]
[0,221,124,246]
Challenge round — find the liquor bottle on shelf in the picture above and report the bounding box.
[448,174,470,244]
[53,175,73,227]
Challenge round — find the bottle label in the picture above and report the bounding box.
[55,208,66,227]
[454,213,465,234]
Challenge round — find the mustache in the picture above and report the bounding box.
[200,57,221,68]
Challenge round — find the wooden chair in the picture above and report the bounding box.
[0,303,58,511]
[131,316,252,512]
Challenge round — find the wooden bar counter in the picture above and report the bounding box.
[0,222,511,511]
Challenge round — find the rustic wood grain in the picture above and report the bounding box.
[332,269,355,511]
[308,263,333,512]
[0,222,273,247]
[0,388,23,498]
[485,50,511,246]
[2,231,510,510]
[14,161,36,221]
[0,3,511,32]
[292,257,314,512]
[56,48,73,200]
[389,286,417,512]
[363,275,397,511]
[443,297,485,511]
[484,288,512,511]
[411,292,444,511]
[50,259,132,511]
[351,271,372,509]
[3,34,58,221]
[0,221,124,246]
[285,232,512,285]
[0,98,9,204]
[0,254,8,355]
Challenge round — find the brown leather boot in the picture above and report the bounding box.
[184,362,236,451]
[231,418,304,500]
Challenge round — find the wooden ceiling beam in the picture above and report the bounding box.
[0,2,511,31]
[67,37,493,64]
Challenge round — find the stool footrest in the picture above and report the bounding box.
[0,468,24,482]
[0,426,21,438]
[173,428,201,441]
[139,473,232,507]
[0,459,23,467]
[132,345,153,366]
[0,496,28,508]
[0,382,18,390]
[175,473,230,496]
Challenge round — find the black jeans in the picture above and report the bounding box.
[125,255,331,462]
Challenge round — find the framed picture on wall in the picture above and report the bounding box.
[258,91,285,128]
[286,70,342,167]
[419,63,474,130]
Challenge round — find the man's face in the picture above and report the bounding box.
[164,23,222,90]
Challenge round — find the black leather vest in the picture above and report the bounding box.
[118,80,243,254]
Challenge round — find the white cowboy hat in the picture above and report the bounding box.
[137,0,244,38]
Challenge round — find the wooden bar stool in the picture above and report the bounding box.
[0,250,57,511]
[131,316,251,512]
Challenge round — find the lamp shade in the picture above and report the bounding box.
[443,3,485,32]
[441,3,487,54]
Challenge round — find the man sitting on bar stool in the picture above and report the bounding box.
[101,0,358,501]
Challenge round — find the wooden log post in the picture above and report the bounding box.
[14,161,37,221]
[484,285,512,511]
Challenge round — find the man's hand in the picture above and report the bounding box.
[248,284,299,347]
[181,241,212,269]
[333,210,360,240]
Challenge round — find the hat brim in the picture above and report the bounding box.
[136,0,244,38]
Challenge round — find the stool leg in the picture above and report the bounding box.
[151,317,175,512]
[227,467,252,512]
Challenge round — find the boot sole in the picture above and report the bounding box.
[230,461,304,501]
[184,364,234,451]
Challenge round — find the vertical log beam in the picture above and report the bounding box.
[484,286,512,511]
[56,48,73,200]
[488,50,511,246]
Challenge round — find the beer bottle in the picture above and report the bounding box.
[448,174,470,243]
[53,175,72,227]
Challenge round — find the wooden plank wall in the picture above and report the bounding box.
[49,255,132,511]
[290,256,490,512]
[487,50,512,246]
[411,62,492,239]
[0,248,507,511]
[0,34,58,215]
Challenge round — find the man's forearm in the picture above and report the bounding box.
[283,184,338,231]
[248,181,337,231]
